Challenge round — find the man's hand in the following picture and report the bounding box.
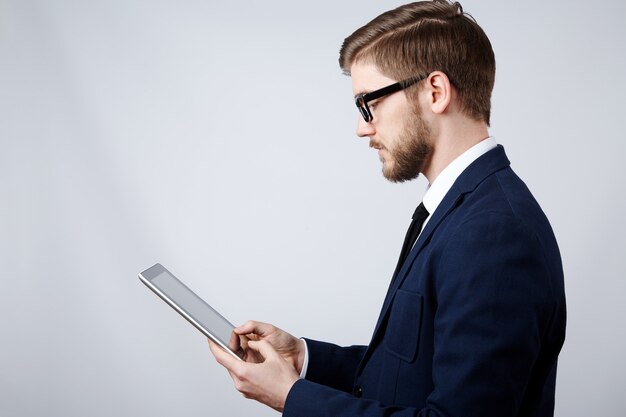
[209,338,299,412]
[233,321,306,373]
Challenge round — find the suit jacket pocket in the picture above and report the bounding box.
[384,289,424,363]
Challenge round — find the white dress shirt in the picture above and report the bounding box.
[420,136,497,238]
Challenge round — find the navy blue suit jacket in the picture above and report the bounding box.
[283,146,566,417]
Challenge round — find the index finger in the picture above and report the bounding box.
[234,320,272,336]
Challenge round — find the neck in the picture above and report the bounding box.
[422,118,489,184]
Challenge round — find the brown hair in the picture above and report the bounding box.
[339,0,495,125]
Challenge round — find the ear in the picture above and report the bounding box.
[425,71,453,115]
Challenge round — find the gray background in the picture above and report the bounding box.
[1,0,624,416]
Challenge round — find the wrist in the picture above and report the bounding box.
[277,365,301,412]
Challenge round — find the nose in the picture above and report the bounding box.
[356,116,375,138]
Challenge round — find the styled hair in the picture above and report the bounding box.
[339,0,495,125]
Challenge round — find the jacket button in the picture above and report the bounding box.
[353,385,363,398]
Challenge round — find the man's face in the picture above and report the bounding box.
[351,63,433,183]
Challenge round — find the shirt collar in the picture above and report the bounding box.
[422,136,497,217]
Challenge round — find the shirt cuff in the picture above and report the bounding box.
[299,338,309,379]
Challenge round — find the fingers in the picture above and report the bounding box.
[228,331,243,354]
[234,320,273,336]
[246,340,279,362]
[208,339,241,370]
[210,338,297,412]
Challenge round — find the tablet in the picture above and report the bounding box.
[139,263,243,360]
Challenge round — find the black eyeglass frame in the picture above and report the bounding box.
[354,75,427,123]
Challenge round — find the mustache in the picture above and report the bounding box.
[369,140,384,149]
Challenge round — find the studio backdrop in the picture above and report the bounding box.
[1,1,625,416]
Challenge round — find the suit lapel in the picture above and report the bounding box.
[356,145,511,376]
[368,186,465,346]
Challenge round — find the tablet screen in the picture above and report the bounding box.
[144,265,235,349]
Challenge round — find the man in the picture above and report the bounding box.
[209,1,566,416]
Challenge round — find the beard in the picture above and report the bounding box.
[380,106,433,183]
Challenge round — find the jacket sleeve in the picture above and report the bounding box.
[302,338,366,393]
[284,213,564,417]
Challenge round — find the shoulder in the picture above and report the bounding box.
[446,165,555,246]
[430,167,563,300]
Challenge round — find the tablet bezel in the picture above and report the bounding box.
[139,263,242,361]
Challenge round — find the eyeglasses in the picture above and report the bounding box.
[354,75,426,123]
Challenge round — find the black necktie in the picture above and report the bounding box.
[391,202,430,281]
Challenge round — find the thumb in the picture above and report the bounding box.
[247,340,279,361]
